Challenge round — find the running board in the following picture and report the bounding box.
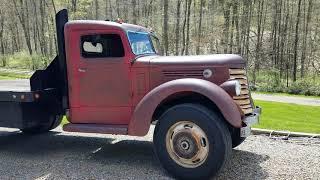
[63,123,128,135]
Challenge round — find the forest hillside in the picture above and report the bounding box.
[0,0,319,95]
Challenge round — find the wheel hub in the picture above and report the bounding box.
[181,141,190,150]
[166,121,209,168]
[172,131,199,159]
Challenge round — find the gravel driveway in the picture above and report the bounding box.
[0,126,319,180]
[0,80,319,179]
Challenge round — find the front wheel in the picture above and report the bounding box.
[231,128,246,148]
[153,104,232,179]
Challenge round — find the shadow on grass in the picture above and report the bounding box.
[0,130,268,179]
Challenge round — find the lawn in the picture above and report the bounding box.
[62,117,68,125]
[254,100,320,134]
[0,72,30,80]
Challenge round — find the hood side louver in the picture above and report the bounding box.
[162,69,203,78]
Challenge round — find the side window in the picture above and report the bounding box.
[81,34,125,58]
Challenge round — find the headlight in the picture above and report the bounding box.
[235,80,241,96]
[220,80,242,97]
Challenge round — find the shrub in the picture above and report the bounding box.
[250,70,320,97]
[5,51,50,70]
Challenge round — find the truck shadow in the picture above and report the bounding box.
[215,149,269,180]
[0,129,269,179]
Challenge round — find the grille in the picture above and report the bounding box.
[229,68,253,115]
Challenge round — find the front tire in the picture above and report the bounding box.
[153,104,232,179]
[231,128,246,148]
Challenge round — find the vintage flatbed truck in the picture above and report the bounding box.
[0,9,261,179]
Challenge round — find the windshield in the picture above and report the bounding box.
[127,31,159,55]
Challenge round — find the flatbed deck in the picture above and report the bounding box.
[0,79,35,102]
[0,79,63,129]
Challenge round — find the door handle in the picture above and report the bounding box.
[78,68,86,73]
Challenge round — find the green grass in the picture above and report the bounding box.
[253,100,320,134]
[1,51,49,70]
[62,116,68,125]
[0,72,30,79]
[253,91,320,99]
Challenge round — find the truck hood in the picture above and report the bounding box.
[137,54,246,68]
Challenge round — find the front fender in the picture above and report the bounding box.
[128,78,242,136]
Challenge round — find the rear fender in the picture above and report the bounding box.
[128,78,242,136]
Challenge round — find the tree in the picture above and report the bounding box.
[95,0,99,19]
[0,0,317,92]
[132,0,137,24]
[0,9,6,66]
[300,0,313,78]
[162,0,169,55]
[221,0,232,53]
[71,0,78,13]
[175,0,182,55]
[12,0,33,55]
[293,0,302,82]
[196,0,205,55]
[185,0,192,55]
[253,0,266,85]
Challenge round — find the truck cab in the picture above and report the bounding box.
[63,19,260,134]
[0,9,261,179]
[64,21,136,125]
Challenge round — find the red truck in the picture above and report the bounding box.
[0,10,261,179]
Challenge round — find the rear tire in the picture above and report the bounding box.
[153,104,232,179]
[21,115,63,134]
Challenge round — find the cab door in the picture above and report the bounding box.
[67,30,132,125]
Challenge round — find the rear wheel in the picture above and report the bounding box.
[153,104,232,179]
[21,115,63,134]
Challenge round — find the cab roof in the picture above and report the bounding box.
[65,20,151,33]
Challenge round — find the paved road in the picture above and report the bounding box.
[0,126,319,180]
[252,93,320,106]
[0,79,30,91]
